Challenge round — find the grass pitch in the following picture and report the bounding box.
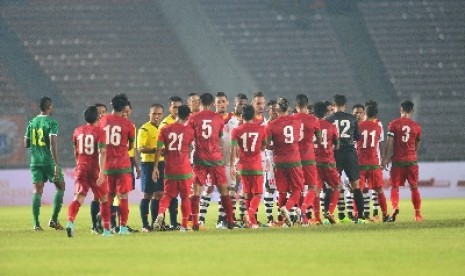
[1,198,465,275]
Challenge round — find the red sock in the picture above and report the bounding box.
[328,189,339,214]
[100,201,110,230]
[378,192,388,216]
[191,195,200,226]
[285,190,301,211]
[244,198,251,210]
[411,188,421,215]
[67,200,81,222]
[248,195,261,224]
[313,196,321,221]
[220,195,234,224]
[158,196,171,215]
[119,198,129,227]
[391,187,400,210]
[301,190,316,212]
[278,193,287,209]
[181,197,191,228]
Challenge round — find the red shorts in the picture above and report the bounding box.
[193,165,227,186]
[74,164,108,198]
[164,178,192,199]
[241,175,264,195]
[274,166,304,193]
[360,169,383,190]
[106,173,133,194]
[302,164,318,186]
[390,165,419,187]
[316,166,340,189]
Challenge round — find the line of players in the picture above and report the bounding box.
[25,90,422,235]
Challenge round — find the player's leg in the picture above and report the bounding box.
[154,179,177,231]
[200,184,214,225]
[408,165,422,221]
[191,165,207,230]
[342,152,365,222]
[264,168,276,225]
[151,161,165,228]
[66,171,90,237]
[359,171,371,220]
[116,173,132,234]
[30,165,45,230]
[388,166,403,222]
[371,191,380,219]
[178,179,192,230]
[47,164,65,230]
[249,175,264,228]
[90,195,100,233]
[140,162,154,231]
[213,166,237,229]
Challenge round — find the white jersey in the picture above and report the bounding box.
[263,119,275,186]
[222,113,241,167]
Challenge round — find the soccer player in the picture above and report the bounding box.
[251,91,266,125]
[313,101,341,224]
[230,105,267,229]
[25,96,65,231]
[187,92,201,114]
[90,102,108,234]
[357,104,389,222]
[66,106,111,237]
[294,94,322,226]
[381,100,422,222]
[263,99,278,225]
[266,97,304,227]
[137,103,164,232]
[99,93,135,234]
[188,92,237,230]
[152,105,195,232]
[326,94,366,223]
[122,102,141,188]
[159,95,183,229]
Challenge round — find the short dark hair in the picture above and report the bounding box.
[276,97,289,113]
[253,91,264,99]
[334,94,347,106]
[200,92,214,106]
[242,105,255,121]
[84,105,99,124]
[352,104,365,111]
[187,92,199,98]
[236,93,248,100]
[151,103,164,110]
[295,94,308,108]
[169,96,183,104]
[95,103,107,110]
[178,105,191,120]
[401,100,414,113]
[111,93,129,112]
[365,104,378,118]
[365,100,377,107]
[266,99,277,107]
[126,101,132,109]
[39,96,52,112]
[216,91,228,98]
[324,100,333,108]
[314,101,328,119]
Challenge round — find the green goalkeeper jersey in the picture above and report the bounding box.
[25,115,59,166]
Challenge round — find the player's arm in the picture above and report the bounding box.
[314,130,322,145]
[50,134,60,180]
[229,142,238,180]
[137,128,156,154]
[378,140,386,162]
[24,124,30,148]
[97,147,106,186]
[381,136,394,170]
[415,137,421,153]
[152,146,163,182]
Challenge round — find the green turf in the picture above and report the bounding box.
[1,198,465,275]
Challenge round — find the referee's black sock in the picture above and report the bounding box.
[323,188,331,213]
[150,199,159,225]
[353,188,365,219]
[140,198,150,228]
[90,200,100,229]
[169,197,179,227]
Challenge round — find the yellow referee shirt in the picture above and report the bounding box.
[160,114,176,129]
[137,121,163,162]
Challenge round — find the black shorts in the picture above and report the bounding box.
[141,162,165,193]
[334,149,360,182]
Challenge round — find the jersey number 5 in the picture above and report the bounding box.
[202,120,212,139]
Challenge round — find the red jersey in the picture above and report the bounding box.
[387,117,421,163]
[187,109,224,166]
[73,125,106,165]
[266,115,301,167]
[253,115,265,126]
[157,122,195,179]
[357,120,382,166]
[231,123,266,175]
[293,113,321,163]
[99,114,135,174]
[315,119,339,164]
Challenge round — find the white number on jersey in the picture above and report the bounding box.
[103,125,122,146]
[201,120,212,139]
[299,123,304,142]
[77,134,95,155]
[317,129,328,149]
[283,125,294,144]
[333,120,350,138]
[168,132,184,151]
[361,129,376,148]
[402,125,410,142]
[240,132,259,152]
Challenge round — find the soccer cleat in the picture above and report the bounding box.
[110,227,119,234]
[371,215,381,223]
[102,229,113,237]
[48,219,64,230]
[141,226,152,233]
[323,212,336,224]
[91,227,103,235]
[295,208,302,224]
[387,209,399,222]
[227,222,241,229]
[126,225,139,233]
[33,225,44,231]
[216,221,227,229]
[257,221,269,228]
[414,214,423,222]
[242,214,251,228]
[192,225,200,231]
[118,226,131,235]
[179,226,193,233]
[66,221,74,238]
[338,217,352,223]
[302,222,310,227]
[280,207,292,227]
[382,214,390,222]
[354,218,368,224]
[153,214,165,231]
[251,224,259,229]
